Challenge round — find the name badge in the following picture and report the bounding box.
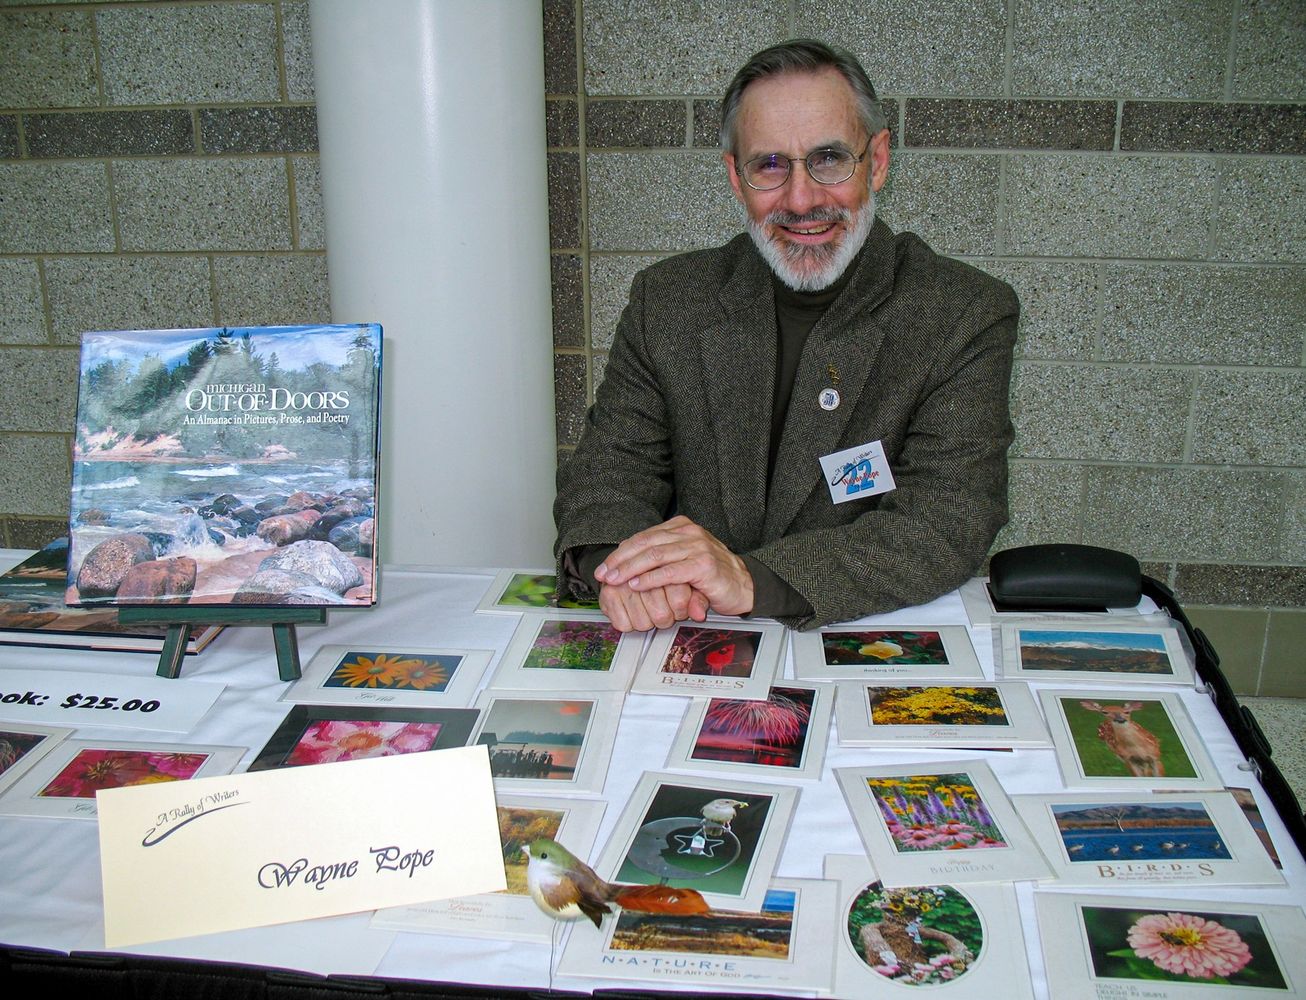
[819,440,897,505]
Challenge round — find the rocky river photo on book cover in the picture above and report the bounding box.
[66,325,381,607]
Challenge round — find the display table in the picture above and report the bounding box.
[1,558,1302,997]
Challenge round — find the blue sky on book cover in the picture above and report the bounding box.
[66,325,381,607]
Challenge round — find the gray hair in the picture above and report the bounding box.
[719,38,888,154]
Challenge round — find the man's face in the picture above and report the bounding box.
[724,68,890,291]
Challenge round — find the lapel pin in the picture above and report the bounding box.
[818,387,840,411]
[827,364,842,385]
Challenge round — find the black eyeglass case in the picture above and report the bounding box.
[987,543,1141,612]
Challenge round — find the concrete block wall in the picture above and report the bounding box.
[544,0,1305,694]
[0,0,327,548]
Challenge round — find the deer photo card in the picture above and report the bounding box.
[1039,689,1220,790]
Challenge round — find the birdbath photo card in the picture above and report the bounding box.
[592,771,799,913]
[631,621,785,701]
[1038,689,1220,790]
[791,624,982,681]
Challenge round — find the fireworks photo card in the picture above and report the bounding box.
[593,771,799,913]
[833,681,1050,748]
[555,877,837,995]
[664,682,832,782]
[469,689,622,796]
[474,569,603,617]
[282,644,492,707]
[1035,892,1306,1000]
[0,722,72,796]
[371,794,606,943]
[247,705,478,771]
[0,739,242,819]
[835,760,1052,886]
[1039,688,1220,790]
[631,620,785,701]
[1013,790,1285,888]
[825,853,1034,999]
[488,612,641,692]
[997,622,1195,686]
[791,624,982,681]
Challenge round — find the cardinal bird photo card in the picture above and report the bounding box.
[1039,689,1219,790]
[791,624,983,681]
[631,621,785,701]
[593,771,799,913]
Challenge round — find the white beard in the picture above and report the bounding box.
[746,188,875,292]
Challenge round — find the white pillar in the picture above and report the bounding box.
[310,0,556,569]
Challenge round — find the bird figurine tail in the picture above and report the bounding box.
[610,884,711,915]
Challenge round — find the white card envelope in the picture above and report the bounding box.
[97,744,506,948]
[819,439,896,505]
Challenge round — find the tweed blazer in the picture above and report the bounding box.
[554,219,1019,629]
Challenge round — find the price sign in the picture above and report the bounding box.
[0,668,223,733]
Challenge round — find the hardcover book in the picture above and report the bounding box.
[65,325,382,607]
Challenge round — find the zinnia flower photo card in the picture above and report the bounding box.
[283,644,492,707]
[1036,892,1306,999]
[248,705,479,771]
[791,624,982,681]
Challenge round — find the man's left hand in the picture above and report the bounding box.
[594,515,754,617]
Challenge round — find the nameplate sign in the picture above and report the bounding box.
[97,744,505,948]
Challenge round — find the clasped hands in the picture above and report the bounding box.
[594,515,754,632]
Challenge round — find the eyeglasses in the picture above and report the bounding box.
[738,138,872,191]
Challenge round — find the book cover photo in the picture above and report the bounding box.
[65,325,382,607]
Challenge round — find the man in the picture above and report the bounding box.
[554,39,1018,632]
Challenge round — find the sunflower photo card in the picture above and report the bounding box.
[282,644,492,707]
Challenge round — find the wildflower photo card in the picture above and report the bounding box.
[0,722,72,796]
[474,569,603,617]
[664,682,832,782]
[791,623,982,681]
[833,681,1050,748]
[835,760,1053,886]
[488,612,642,692]
[0,739,242,819]
[1013,790,1285,888]
[1035,892,1306,999]
[371,794,606,943]
[631,620,785,701]
[282,644,492,707]
[247,705,479,771]
[997,621,1196,686]
[825,853,1034,998]
[1039,689,1221,790]
[555,877,837,995]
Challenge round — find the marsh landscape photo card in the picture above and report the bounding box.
[791,623,982,681]
[833,680,1050,749]
[835,760,1053,886]
[825,853,1034,999]
[1013,790,1284,888]
[474,569,603,617]
[632,620,784,701]
[248,704,478,771]
[488,612,641,692]
[469,689,622,796]
[283,644,492,707]
[664,682,831,782]
[998,621,1195,686]
[1035,891,1306,1000]
[1039,688,1220,790]
[593,770,799,913]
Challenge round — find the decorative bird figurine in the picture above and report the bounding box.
[521,837,709,928]
[700,797,747,836]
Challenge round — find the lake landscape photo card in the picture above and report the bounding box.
[791,624,982,681]
[0,722,72,795]
[67,325,381,608]
[664,682,832,782]
[833,681,1050,749]
[998,622,1195,685]
[0,739,242,819]
[1014,790,1284,888]
[474,569,603,617]
[825,853,1034,999]
[631,621,784,701]
[370,794,605,943]
[1036,891,1306,1000]
[247,705,478,771]
[835,760,1053,886]
[469,689,622,796]
[488,612,641,691]
[1039,689,1220,790]
[282,644,492,707]
[593,771,799,912]
[555,877,837,995]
